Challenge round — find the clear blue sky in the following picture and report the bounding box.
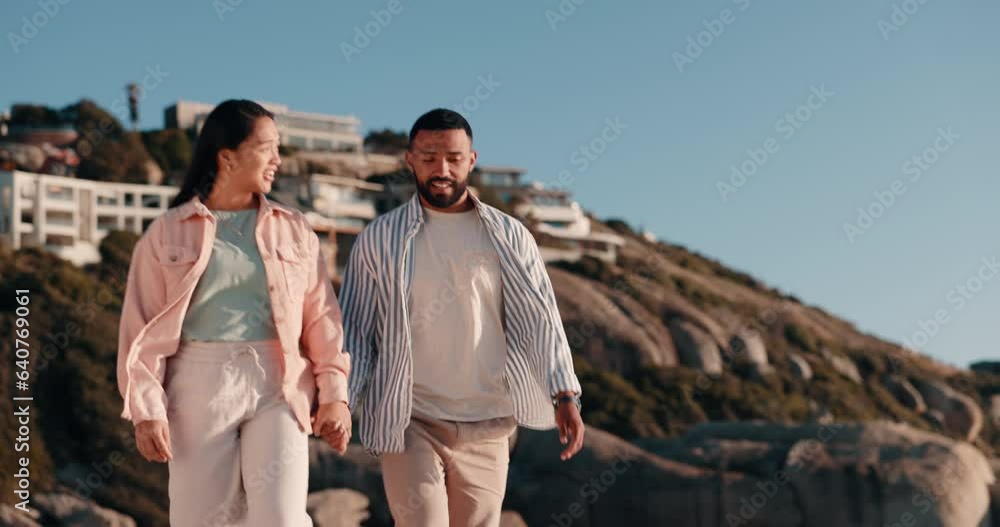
[3,0,997,368]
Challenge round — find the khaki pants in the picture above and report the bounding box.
[165,339,312,527]
[380,411,517,527]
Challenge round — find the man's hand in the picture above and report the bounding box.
[555,397,584,461]
[312,401,352,454]
[135,420,172,463]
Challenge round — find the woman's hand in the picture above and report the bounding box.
[312,402,351,454]
[135,420,173,463]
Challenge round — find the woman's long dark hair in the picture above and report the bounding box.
[168,99,275,208]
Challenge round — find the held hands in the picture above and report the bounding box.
[135,420,173,463]
[312,401,352,454]
[555,398,585,461]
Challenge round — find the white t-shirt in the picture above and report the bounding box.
[408,206,514,421]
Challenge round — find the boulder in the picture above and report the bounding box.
[506,426,801,526]
[729,331,769,367]
[911,378,984,442]
[0,505,42,527]
[308,440,392,525]
[33,493,136,527]
[682,421,995,526]
[512,421,997,526]
[788,353,813,381]
[990,395,1000,428]
[820,348,862,383]
[883,375,927,414]
[307,488,370,527]
[669,319,723,376]
[549,267,679,375]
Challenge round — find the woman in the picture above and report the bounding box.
[116,99,352,526]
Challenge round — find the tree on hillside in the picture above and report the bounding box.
[141,128,192,184]
[63,100,159,183]
[364,128,408,155]
[9,104,65,126]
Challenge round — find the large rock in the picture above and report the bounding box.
[33,493,136,527]
[549,267,679,375]
[0,505,41,527]
[883,374,927,414]
[679,421,995,526]
[307,488,369,527]
[989,395,1000,428]
[911,378,984,442]
[820,348,862,383]
[506,426,801,526]
[669,319,723,376]
[309,440,392,525]
[788,353,813,381]
[729,331,769,367]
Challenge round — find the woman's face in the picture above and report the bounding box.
[218,117,282,194]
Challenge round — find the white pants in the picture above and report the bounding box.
[165,339,312,527]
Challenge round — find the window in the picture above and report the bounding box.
[124,193,135,206]
[288,135,308,148]
[481,172,513,187]
[141,194,162,208]
[46,185,73,201]
[97,215,118,230]
[312,138,334,151]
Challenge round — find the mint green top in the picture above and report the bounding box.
[180,208,279,342]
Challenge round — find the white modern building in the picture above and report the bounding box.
[0,170,178,265]
[296,173,383,275]
[510,182,624,264]
[370,165,626,264]
[165,100,364,153]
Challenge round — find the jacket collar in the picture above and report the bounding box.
[176,192,291,220]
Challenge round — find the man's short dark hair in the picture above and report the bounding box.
[408,108,473,149]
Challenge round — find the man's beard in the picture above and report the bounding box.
[416,176,468,209]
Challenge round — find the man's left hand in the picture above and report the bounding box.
[555,398,584,461]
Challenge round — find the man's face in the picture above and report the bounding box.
[406,129,477,210]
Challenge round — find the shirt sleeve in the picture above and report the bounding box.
[518,224,583,397]
[300,228,352,406]
[340,229,380,412]
[117,234,170,424]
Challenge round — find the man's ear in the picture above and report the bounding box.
[403,150,412,173]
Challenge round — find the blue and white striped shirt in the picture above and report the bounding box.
[341,192,582,456]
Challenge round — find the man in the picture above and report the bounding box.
[340,108,584,526]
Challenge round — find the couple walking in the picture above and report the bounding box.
[116,100,584,526]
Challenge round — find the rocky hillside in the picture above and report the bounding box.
[1,217,998,526]
[555,219,998,455]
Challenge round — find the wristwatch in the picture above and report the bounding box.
[552,393,582,412]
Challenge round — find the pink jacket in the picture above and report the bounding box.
[116,192,351,433]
